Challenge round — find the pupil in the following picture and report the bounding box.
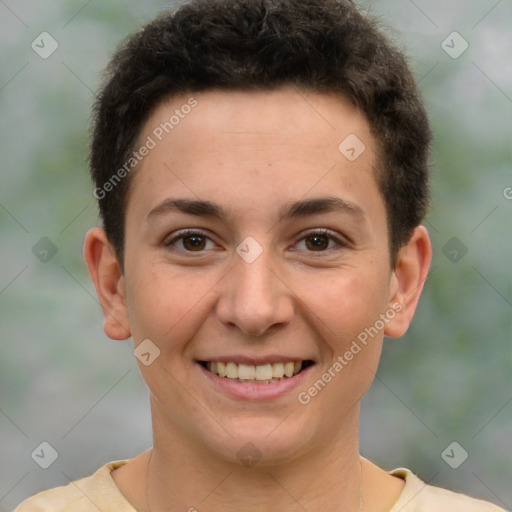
[307,235,328,251]
[185,236,205,250]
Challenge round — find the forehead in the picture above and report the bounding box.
[126,88,385,227]
[144,88,370,150]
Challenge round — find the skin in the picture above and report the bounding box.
[84,88,432,511]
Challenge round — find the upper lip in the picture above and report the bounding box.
[197,355,313,365]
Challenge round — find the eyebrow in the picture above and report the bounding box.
[147,196,365,222]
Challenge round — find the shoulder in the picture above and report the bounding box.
[390,468,507,512]
[14,484,90,512]
[13,460,133,512]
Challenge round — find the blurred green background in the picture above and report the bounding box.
[1,0,511,510]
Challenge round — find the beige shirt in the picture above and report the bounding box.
[14,460,506,511]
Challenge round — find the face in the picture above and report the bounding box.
[110,88,408,464]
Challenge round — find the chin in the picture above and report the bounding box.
[201,415,314,468]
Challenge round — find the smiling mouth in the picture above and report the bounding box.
[199,360,314,384]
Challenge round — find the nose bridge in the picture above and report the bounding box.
[216,240,293,336]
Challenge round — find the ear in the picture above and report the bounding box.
[83,227,131,340]
[384,225,432,338]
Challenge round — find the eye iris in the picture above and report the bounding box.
[306,234,328,251]
[183,235,205,251]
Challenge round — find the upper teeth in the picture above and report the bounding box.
[206,361,303,381]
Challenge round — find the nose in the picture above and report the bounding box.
[215,247,295,337]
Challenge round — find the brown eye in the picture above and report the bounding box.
[294,229,348,253]
[305,234,329,251]
[182,235,206,251]
[164,230,215,252]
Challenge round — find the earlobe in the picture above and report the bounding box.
[83,227,131,340]
[384,225,432,338]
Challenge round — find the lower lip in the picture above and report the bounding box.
[197,363,314,401]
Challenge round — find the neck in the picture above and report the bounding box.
[146,398,364,512]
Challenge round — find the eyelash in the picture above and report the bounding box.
[163,228,349,255]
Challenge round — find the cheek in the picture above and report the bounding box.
[297,271,388,419]
[124,261,212,346]
[298,267,389,345]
